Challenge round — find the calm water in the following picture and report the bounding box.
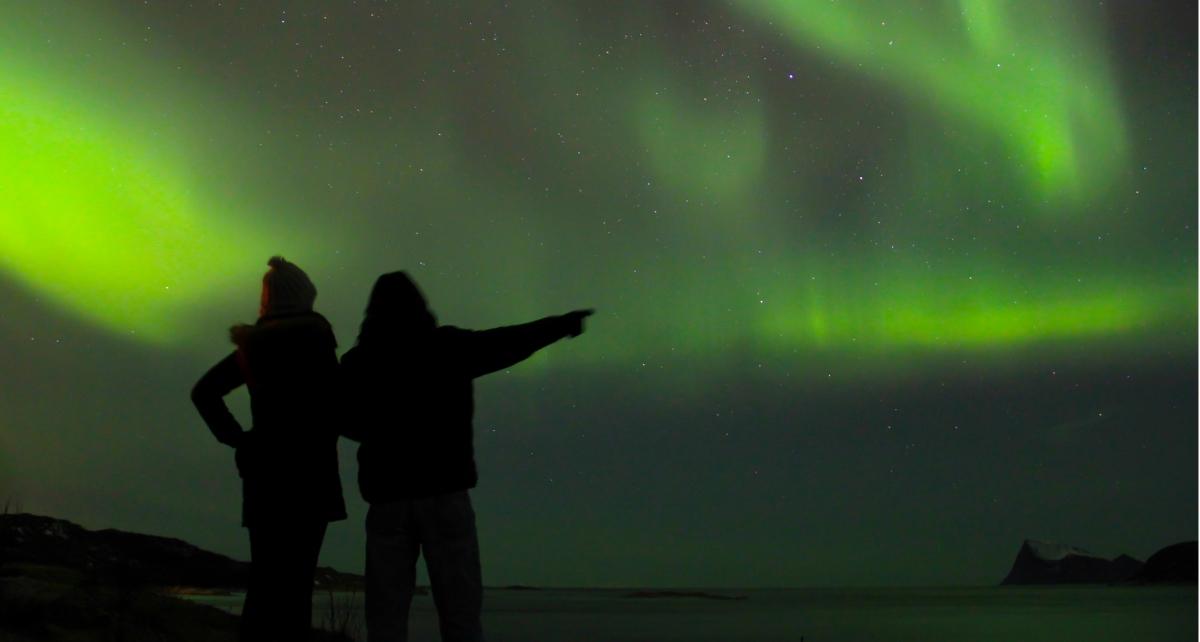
[188,585,1197,641]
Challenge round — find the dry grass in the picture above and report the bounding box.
[319,586,363,641]
[1,497,20,515]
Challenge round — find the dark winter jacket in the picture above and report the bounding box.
[191,311,347,526]
[341,317,576,503]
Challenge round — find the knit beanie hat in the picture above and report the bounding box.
[260,256,317,317]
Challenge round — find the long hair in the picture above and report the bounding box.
[356,271,436,346]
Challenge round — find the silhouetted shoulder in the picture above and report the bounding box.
[242,312,337,350]
[340,345,362,367]
[338,344,374,388]
[339,344,383,391]
[430,326,474,374]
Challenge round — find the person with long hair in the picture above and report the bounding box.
[191,256,347,641]
[341,271,591,642]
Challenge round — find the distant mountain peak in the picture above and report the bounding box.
[1002,539,1142,585]
[1021,539,1102,562]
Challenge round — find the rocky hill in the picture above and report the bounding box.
[1000,539,1200,585]
[1133,541,1197,584]
[0,513,358,641]
[1000,539,1142,585]
[0,513,361,590]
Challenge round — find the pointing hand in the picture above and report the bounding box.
[563,309,594,338]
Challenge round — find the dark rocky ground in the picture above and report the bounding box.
[0,514,356,641]
[0,562,354,642]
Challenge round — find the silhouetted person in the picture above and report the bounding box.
[191,256,346,642]
[341,271,592,642]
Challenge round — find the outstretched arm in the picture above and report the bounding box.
[459,309,593,378]
[190,352,247,448]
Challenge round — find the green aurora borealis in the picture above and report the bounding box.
[1,1,1195,586]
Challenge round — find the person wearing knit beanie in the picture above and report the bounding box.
[260,255,317,317]
[193,254,346,640]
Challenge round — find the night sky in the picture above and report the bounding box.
[1,1,1195,587]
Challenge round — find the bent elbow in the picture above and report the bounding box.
[190,382,209,409]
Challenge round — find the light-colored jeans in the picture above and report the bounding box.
[365,491,484,642]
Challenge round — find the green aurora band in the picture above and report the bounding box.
[732,0,1128,201]
[0,5,321,344]
[0,1,1192,366]
[1,72,259,344]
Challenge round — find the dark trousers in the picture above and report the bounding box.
[241,520,328,642]
[365,491,483,642]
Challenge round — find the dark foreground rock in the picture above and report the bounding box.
[0,563,352,642]
[0,514,364,641]
[1133,541,1197,584]
[1001,540,1142,585]
[0,513,362,591]
[1,513,248,590]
